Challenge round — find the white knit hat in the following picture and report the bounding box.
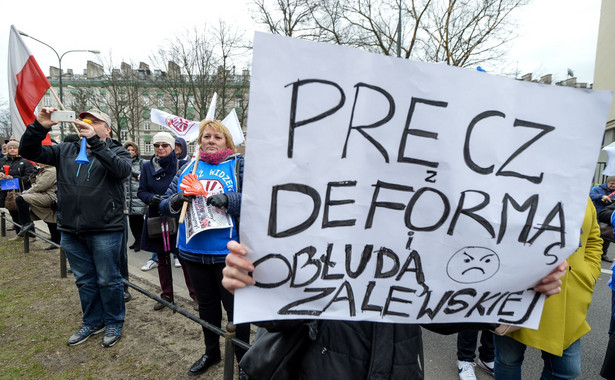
[152,132,175,146]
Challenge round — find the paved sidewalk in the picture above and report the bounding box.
[125,234,193,302]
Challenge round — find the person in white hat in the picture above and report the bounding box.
[137,131,197,311]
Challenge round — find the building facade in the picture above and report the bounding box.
[594,0,615,155]
[39,60,250,157]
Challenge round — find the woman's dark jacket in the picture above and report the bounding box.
[125,155,146,215]
[0,155,35,207]
[19,119,132,233]
[137,151,186,253]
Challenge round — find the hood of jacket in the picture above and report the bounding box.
[175,137,187,160]
[123,141,140,157]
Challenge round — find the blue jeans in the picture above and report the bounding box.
[62,231,125,327]
[494,334,581,379]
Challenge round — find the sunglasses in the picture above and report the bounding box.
[153,143,170,148]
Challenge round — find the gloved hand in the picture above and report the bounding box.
[206,193,228,209]
[170,191,193,211]
[149,194,162,212]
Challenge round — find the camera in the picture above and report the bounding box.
[50,110,76,122]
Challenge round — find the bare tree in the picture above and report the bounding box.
[0,100,12,140]
[420,0,526,67]
[252,0,529,68]
[252,0,318,37]
[150,23,250,124]
[95,59,145,143]
[66,87,94,117]
[211,20,251,117]
[151,28,217,121]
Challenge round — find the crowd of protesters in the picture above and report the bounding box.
[2,105,613,379]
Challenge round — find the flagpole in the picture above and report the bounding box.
[48,87,80,134]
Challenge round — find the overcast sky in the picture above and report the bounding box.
[0,0,603,103]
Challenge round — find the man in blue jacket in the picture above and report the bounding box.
[590,176,615,214]
[20,107,131,348]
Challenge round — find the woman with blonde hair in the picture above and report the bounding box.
[160,119,249,377]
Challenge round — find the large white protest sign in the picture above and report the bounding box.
[236,32,613,328]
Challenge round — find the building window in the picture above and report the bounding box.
[145,141,152,153]
[157,95,164,108]
[143,95,149,107]
[188,95,194,108]
[160,124,165,131]
[44,95,51,106]
[144,121,150,131]
[235,97,243,108]
[120,129,128,141]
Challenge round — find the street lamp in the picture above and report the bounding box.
[18,30,99,139]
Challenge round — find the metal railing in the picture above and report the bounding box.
[1,211,69,277]
[1,211,251,380]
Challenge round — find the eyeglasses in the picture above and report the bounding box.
[153,143,170,148]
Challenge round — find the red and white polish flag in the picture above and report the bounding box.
[8,24,51,141]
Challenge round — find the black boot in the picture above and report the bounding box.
[602,254,613,263]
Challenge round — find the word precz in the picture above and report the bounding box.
[286,79,554,184]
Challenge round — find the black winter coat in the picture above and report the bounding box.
[250,320,424,380]
[19,120,132,233]
[302,321,424,380]
[249,320,495,380]
[0,155,35,207]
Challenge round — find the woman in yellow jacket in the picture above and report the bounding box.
[494,198,603,379]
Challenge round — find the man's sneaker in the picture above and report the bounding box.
[141,259,158,271]
[67,325,104,346]
[476,358,494,377]
[174,258,181,268]
[102,325,122,347]
[457,360,477,380]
